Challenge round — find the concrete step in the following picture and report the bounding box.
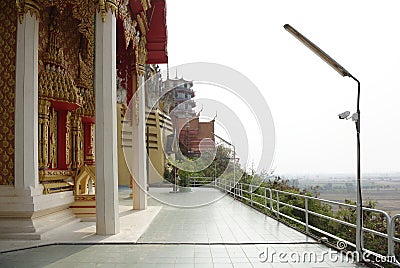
[34,209,78,233]
[0,209,80,240]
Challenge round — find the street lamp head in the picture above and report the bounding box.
[283,24,352,78]
[338,111,351,119]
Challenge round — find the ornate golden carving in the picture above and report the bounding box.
[38,99,51,168]
[66,111,71,168]
[71,114,84,169]
[39,8,83,107]
[72,0,95,89]
[40,0,68,14]
[86,123,95,162]
[39,169,73,180]
[39,65,83,107]
[139,0,150,12]
[75,86,95,118]
[39,169,73,194]
[96,0,118,22]
[42,181,73,194]
[118,0,137,49]
[136,35,147,76]
[49,108,57,168]
[75,44,95,118]
[136,12,147,36]
[74,164,95,195]
[16,0,41,23]
[75,195,96,201]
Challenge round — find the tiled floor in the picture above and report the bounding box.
[0,244,364,267]
[141,189,310,243]
[0,188,366,267]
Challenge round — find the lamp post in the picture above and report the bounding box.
[284,24,363,259]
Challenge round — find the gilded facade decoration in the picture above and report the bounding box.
[39,169,73,194]
[49,108,58,168]
[96,0,118,21]
[38,99,51,168]
[136,12,148,36]
[136,35,147,76]
[74,195,96,201]
[72,0,95,90]
[39,8,83,108]
[66,111,72,168]
[71,114,84,169]
[16,0,41,23]
[118,0,137,49]
[85,123,95,163]
[40,0,69,14]
[0,0,17,185]
[39,2,95,89]
[59,8,81,81]
[36,2,95,194]
[139,0,150,12]
[75,87,95,118]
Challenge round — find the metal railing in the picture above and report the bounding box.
[213,178,400,266]
[189,177,215,187]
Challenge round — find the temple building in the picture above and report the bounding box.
[163,77,215,157]
[177,116,215,157]
[0,0,168,237]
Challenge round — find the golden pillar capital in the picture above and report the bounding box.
[96,0,118,22]
[16,0,41,23]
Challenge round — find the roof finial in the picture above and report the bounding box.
[175,67,178,78]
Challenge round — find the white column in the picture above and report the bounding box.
[14,13,39,190]
[133,74,147,210]
[95,10,119,235]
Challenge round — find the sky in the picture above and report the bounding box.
[160,0,400,175]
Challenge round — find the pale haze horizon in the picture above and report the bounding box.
[161,0,400,175]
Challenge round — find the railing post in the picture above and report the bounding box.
[250,185,253,206]
[234,182,237,199]
[276,191,280,219]
[305,197,309,234]
[388,215,393,258]
[269,189,273,211]
[388,215,398,259]
[264,188,267,213]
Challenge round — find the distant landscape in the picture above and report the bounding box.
[281,173,400,215]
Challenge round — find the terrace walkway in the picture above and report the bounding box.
[0,188,364,267]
